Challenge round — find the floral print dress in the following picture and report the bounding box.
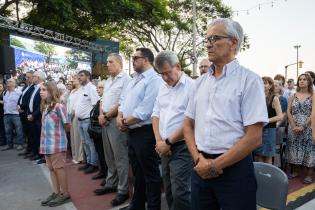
[286,95,315,167]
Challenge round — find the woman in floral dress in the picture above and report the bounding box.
[286,73,315,184]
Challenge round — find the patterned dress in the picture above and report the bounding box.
[286,95,315,167]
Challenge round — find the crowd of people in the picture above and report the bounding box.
[1,18,315,210]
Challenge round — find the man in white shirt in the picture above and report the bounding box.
[283,78,296,100]
[2,78,24,151]
[198,58,211,75]
[152,51,194,210]
[75,70,99,174]
[184,18,268,210]
[94,53,131,206]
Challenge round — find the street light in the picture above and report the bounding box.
[285,61,303,81]
[294,45,301,78]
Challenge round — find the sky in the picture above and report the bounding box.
[221,0,315,80]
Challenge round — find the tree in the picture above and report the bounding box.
[33,41,56,63]
[10,37,26,49]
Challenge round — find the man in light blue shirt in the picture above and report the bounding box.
[152,51,194,210]
[184,18,268,210]
[117,48,163,210]
[2,78,24,151]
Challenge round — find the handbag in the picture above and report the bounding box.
[87,100,102,139]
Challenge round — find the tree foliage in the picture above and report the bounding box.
[10,37,26,49]
[34,41,56,63]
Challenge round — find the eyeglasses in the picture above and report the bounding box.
[204,35,232,44]
[158,67,175,77]
[199,65,209,69]
[132,56,145,61]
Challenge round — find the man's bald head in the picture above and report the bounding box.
[199,58,211,75]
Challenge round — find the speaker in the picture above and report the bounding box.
[0,45,15,75]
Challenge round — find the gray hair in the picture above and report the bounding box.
[155,51,179,69]
[33,71,46,81]
[208,18,244,54]
[108,53,123,67]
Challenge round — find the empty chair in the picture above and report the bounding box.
[254,162,288,210]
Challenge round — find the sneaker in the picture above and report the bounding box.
[72,159,79,164]
[48,193,71,207]
[16,145,24,151]
[41,192,58,206]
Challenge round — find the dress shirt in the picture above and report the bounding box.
[3,89,22,115]
[29,84,41,112]
[75,82,99,119]
[102,71,131,113]
[119,67,163,129]
[185,59,268,154]
[152,73,194,140]
[67,89,81,114]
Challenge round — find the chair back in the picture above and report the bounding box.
[254,162,288,210]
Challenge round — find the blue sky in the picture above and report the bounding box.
[222,0,315,80]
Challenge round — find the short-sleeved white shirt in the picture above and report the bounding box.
[152,73,194,140]
[75,82,99,119]
[185,59,268,154]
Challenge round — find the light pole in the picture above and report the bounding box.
[294,45,301,79]
[192,0,197,77]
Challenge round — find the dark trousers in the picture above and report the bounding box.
[191,155,257,210]
[0,116,6,145]
[128,125,161,210]
[20,116,30,146]
[92,136,108,175]
[29,119,42,157]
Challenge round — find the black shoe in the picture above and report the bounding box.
[92,172,105,180]
[24,153,35,159]
[119,205,139,210]
[84,165,98,174]
[100,179,106,186]
[30,155,41,161]
[111,193,129,206]
[18,151,30,156]
[78,164,89,171]
[1,146,13,151]
[37,158,46,164]
[94,187,117,195]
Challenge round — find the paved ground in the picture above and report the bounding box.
[1,145,315,210]
[0,148,75,210]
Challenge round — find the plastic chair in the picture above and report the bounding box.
[254,162,288,210]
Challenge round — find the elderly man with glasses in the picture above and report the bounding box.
[183,18,268,210]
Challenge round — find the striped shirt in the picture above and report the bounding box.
[40,103,68,154]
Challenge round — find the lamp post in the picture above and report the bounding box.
[294,45,301,78]
[192,0,197,77]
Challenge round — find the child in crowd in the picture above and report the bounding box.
[39,81,71,207]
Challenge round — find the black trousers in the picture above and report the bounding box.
[29,119,42,157]
[92,136,108,175]
[191,155,257,210]
[20,116,30,146]
[128,125,161,210]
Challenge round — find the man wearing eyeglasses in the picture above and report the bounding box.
[198,58,211,75]
[183,18,268,210]
[152,51,194,210]
[117,48,163,210]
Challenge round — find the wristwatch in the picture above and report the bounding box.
[165,138,173,146]
[104,114,110,121]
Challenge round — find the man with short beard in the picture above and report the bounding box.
[117,48,163,210]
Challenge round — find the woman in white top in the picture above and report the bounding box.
[67,75,83,164]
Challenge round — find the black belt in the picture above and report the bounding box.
[171,140,185,148]
[4,113,19,116]
[78,117,90,121]
[199,151,222,159]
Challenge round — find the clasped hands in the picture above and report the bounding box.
[155,140,172,157]
[194,153,223,179]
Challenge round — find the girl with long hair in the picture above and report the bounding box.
[39,81,71,207]
[286,73,315,184]
[254,76,283,163]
